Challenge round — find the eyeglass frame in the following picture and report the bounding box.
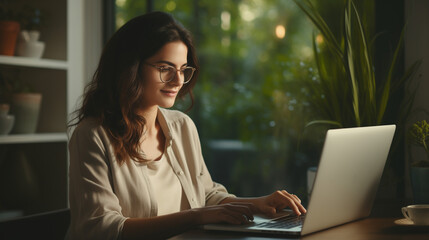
[144,62,196,84]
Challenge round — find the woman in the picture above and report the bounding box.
[67,11,306,240]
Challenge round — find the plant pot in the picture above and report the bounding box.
[0,21,20,56]
[410,167,429,204]
[10,93,42,134]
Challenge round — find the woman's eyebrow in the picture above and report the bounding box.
[155,60,188,68]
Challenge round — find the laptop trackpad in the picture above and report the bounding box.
[252,209,294,223]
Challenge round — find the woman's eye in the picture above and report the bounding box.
[160,67,172,73]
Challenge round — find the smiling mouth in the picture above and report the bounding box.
[161,89,178,96]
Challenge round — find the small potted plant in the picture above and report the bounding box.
[408,120,429,167]
[15,6,46,58]
[407,120,429,203]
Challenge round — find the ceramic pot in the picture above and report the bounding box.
[16,30,45,58]
[410,167,429,204]
[10,93,42,134]
[0,21,20,56]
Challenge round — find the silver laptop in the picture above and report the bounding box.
[203,124,396,236]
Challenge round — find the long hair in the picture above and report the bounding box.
[69,11,199,164]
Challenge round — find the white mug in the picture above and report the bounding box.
[401,204,429,225]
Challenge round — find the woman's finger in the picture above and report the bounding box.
[225,201,256,209]
[281,190,302,204]
[290,193,302,203]
[220,212,248,224]
[215,204,254,224]
[224,203,254,221]
[284,191,307,213]
[280,190,305,215]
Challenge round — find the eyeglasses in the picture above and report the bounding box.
[144,63,196,84]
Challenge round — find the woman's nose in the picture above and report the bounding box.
[170,70,184,85]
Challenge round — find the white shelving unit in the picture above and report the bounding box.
[0,133,68,144]
[0,56,68,70]
[0,0,85,220]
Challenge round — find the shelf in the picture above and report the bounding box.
[0,133,68,144]
[0,56,68,70]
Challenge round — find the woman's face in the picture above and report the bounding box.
[140,41,189,110]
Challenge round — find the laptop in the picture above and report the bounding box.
[203,124,396,236]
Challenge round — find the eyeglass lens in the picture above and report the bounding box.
[161,67,194,83]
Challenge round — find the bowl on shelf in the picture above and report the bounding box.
[0,104,15,135]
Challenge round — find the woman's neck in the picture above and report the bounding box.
[140,106,159,134]
[139,106,165,161]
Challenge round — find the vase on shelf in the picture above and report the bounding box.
[10,93,42,134]
[15,30,45,59]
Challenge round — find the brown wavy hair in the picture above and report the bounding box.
[69,11,199,164]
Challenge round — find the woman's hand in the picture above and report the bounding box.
[122,203,255,240]
[192,203,255,225]
[253,190,307,217]
[221,190,307,218]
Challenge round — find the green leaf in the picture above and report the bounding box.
[305,120,342,129]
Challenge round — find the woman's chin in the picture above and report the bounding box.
[159,101,176,109]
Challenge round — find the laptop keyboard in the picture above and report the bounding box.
[254,215,305,229]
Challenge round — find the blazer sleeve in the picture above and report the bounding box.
[67,121,127,240]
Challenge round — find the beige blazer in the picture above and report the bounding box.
[66,108,234,240]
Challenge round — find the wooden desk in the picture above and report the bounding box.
[169,217,429,240]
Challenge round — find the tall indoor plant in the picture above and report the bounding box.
[293,0,420,129]
[293,0,421,196]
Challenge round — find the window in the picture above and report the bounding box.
[114,0,318,200]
